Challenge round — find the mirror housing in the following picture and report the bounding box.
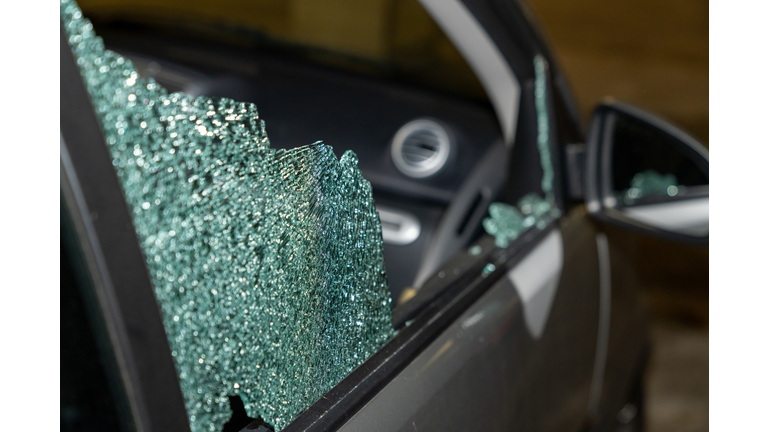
[584,100,709,245]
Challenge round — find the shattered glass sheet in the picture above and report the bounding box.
[483,56,560,248]
[622,170,680,203]
[61,1,395,430]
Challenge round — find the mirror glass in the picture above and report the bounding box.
[607,111,709,238]
[611,113,708,206]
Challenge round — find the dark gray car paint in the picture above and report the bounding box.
[338,207,602,431]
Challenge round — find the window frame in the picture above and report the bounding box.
[60,0,580,429]
[60,24,191,432]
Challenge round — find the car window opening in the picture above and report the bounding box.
[62,2,396,430]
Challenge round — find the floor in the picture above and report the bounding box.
[646,321,708,432]
[642,247,709,432]
[523,1,709,431]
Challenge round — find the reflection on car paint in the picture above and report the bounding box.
[507,229,564,339]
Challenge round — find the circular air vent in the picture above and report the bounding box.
[391,119,451,178]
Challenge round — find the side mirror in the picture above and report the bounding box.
[584,100,709,245]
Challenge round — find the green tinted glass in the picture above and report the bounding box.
[61,2,396,430]
[483,56,560,247]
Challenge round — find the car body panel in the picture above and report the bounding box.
[61,0,653,430]
[338,207,602,432]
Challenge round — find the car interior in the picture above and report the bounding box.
[80,0,516,305]
[62,2,613,431]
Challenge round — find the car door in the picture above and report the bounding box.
[284,1,605,430]
[61,1,613,431]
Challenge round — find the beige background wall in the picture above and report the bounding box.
[525,1,709,430]
[527,0,708,145]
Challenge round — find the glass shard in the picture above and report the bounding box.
[622,169,680,203]
[483,55,560,247]
[61,2,396,431]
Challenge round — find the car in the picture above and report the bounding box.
[60,0,709,431]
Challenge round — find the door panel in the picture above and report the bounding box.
[338,208,600,431]
[593,225,650,428]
